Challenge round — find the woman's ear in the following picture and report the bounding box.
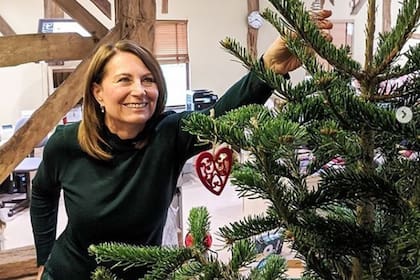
[92,83,103,104]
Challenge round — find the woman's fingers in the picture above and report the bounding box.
[320,30,333,42]
[311,9,333,41]
[317,19,333,30]
[317,9,332,19]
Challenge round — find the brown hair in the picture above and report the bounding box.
[78,40,167,160]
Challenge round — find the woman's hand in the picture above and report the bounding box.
[36,265,45,280]
[262,9,333,75]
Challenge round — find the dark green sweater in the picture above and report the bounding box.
[30,71,272,279]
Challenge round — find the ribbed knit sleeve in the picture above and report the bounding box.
[30,126,64,265]
[210,71,273,117]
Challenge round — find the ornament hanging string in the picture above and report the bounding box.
[195,109,233,195]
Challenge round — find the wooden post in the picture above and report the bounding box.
[162,0,169,14]
[115,0,156,51]
[382,0,391,32]
[44,0,64,18]
[247,0,259,58]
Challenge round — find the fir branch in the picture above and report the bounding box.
[89,243,193,274]
[375,45,420,83]
[229,239,259,271]
[260,8,294,37]
[248,254,288,280]
[307,129,362,172]
[302,168,409,213]
[322,89,408,135]
[143,252,188,280]
[265,0,361,76]
[378,157,420,206]
[291,228,353,280]
[172,260,204,279]
[402,43,420,72]
[291,213,384,263]
[252,114,308,151]
[91,266,121,280]
[284,35,325,76]
[379,209,420,280]
[374,72,420,106]
[318,75,353,129]
[373,0,420,73]
[282,78,319,103]
[218,214,282,244]
[219,37,296,101]
[282,94,329,123]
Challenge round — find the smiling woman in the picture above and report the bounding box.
[28,24,317,277]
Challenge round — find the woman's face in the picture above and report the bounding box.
[93,51,159,139]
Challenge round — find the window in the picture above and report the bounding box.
[161,64,189,107]
[329,21,354,52]
[154,20,189,108]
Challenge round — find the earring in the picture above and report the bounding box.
[100,105,105,113]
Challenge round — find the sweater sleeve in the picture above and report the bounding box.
[210,70,273,117]
[30,127,63,266]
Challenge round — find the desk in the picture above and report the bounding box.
[14,158,42,173]
[1,157,42,217]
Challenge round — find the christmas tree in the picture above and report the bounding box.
[90,0,419,279]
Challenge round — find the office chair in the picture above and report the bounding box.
[0,117,48,217]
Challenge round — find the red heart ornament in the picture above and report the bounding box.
[195,147,233,195]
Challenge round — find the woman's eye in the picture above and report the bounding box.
[141,77,156,86]
[118,77,131,83]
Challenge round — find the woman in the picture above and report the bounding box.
[31,11,333,280]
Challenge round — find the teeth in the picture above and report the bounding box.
[125,103,147,108]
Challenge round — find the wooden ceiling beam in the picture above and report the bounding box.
[0,15,16,36]
[0,33,95,67]
[89,0,111,19]
[350,0,367,15]
[53,0,108,40]
[0,24,122,183]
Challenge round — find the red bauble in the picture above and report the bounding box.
[195,146,233,195]
[184,232,213,248]
[184,232,194,247]
[203,233,213,248]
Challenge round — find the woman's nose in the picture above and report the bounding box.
[130,81,146,95]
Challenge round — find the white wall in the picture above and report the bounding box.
[0,0,45,127]
[157,0,249,95]
[0,0,409,129]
